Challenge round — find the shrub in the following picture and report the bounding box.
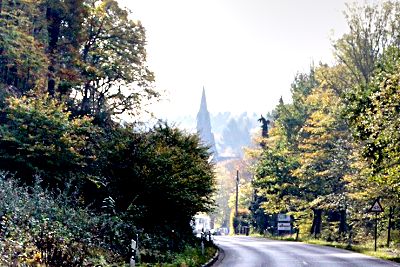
[0,172,129,266]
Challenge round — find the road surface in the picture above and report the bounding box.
[212,236,400,267]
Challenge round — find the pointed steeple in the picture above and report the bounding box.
[200,86,208,111]
[196,87,218,159]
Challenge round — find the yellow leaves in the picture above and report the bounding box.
[306,87,341,112]
[22,250,43,266]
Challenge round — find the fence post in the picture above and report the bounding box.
[201,231,205,255]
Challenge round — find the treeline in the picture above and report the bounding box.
[0,0,215,265]
[251,2,400,246]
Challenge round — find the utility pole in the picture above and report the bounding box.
[387,206,394,247]
[235,170,239,217]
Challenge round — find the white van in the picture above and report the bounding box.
[192,214,211,236]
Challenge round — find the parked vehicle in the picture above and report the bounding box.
[192,213,211,237]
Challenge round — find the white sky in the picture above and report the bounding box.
[119,0,368,121]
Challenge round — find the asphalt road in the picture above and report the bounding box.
[212,236,400,267]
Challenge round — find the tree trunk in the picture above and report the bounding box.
[310,209,322,238]
[387,206,394,247]
[46,4,62,96]
[0,0,3,14]
[339,209,347,233]
[80,83,91,115]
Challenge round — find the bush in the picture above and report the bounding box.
[0,94,100,187]
[137,241,217,267]
[0,172,128,266]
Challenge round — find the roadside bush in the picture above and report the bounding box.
[0,171,128,266]
[0,94,101,188]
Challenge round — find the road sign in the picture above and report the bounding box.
[278,222,291,231]
[278,214,291,222]
[368,198,384,252]
[369,199,384,213]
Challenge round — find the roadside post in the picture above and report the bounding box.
[130,239,137,267]
[368,198,384,251]
[201,230,205,255]
[292,217,300,241]
[136,233,140,264]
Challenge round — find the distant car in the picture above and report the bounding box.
[211,227,229,235]
[211,228,220,235]
[218,227,229,235]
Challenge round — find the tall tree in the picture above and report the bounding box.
[252,70,317,221]
[70,0,157,123]
[103,123,216,236]
[1,0,158,124]
[294,83,352,236]
[338,3,400,242]
[0,0,48,93]
[349,46,400,204]
[334,1,400,86]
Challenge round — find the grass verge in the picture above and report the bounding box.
[137,244,217,267]
[305,239,400,263]
[251,233,400,263]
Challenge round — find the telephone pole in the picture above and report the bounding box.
[235,170,239,217]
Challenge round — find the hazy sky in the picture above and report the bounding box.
[119,0,362,121]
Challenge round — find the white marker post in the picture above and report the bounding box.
[130,239,137,267]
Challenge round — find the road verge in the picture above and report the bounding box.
[202,245,221,267]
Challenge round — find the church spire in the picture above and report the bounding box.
[200,86,208,111]
[196,87,218,160]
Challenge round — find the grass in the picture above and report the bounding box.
[137,244,218,267]
[305,239,400,263]
[250,233,400,263]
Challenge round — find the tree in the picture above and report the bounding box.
[252,70,317,233]
[212,161,236,229]
[0,0,48,93]
[334,1,400,86]
[102,123,216,240]
[293,84,352,236]
[0,94,99,186]
[1,0,158,124]
[338,2,400,245]
[69,0,158,123]
[347,46,400,210]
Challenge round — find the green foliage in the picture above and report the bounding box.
[251,0,400,248]
[294,85,351,211]
[349,47,400,196]
[0,0,48,92]
[0,94,99,186]
[103,124,215,237]
[334,1,400,85]
[0,93,217,264]
[0,172,127,266]
[70,0,158,121]
[0,0,216,265]
[138,243,217,267]
[0,0,158,123]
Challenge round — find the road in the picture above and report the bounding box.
[212,236,400,267]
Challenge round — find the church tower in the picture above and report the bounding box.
[196,87,218,159]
